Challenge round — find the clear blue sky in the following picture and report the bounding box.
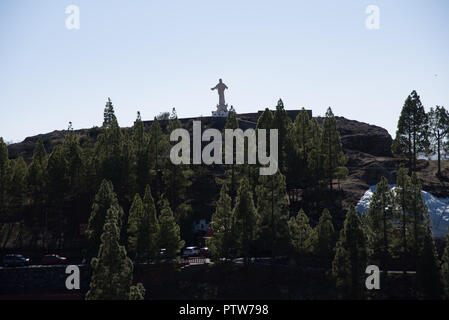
[1,0,448,142]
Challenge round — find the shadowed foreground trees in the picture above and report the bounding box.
[332,206,368,299]
[207,184,234,260]
[86,180,124,257]
[86,206,145,300]
[3,95,449,299]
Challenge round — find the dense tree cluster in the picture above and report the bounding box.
[393,90,449,175]
[2,92,449,300]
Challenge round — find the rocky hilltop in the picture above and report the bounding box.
[6,112,447,209]
[8,113,399,208]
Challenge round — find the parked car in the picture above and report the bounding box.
[3,254,31,267]
[199,247,210,257]
[182,246,200,257]
[41,254,67,265]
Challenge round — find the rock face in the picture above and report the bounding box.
[315,116,393,157]
[339,121,392,157]
[325,117,398,208]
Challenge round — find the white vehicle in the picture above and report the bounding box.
[182,246,200,257]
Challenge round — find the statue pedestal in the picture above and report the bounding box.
[211,104,228,117]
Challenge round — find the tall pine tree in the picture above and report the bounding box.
[0,138,11,220]
[288,209,315,257]
[367,176,394,269]
[158,198,184,261]
[208,183,235,260]
[86,180,125,257]
[140,185,160,261]
[86,206,145,300]
[256,171,290,259]
[427,105,449,176]
[416,224,443,299]
[332,206,368,299]
[321,107,346,190]
[314,208,335,264]
[233,177,258,265]
[127,193,144,258]
[392,91,429,172]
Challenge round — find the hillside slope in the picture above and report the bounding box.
[5,114,393,204]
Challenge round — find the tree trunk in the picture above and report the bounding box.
[413,131,417,172]
[437,132,441,176]
[402,189,407,275]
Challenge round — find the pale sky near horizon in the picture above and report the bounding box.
[1,0,448,143]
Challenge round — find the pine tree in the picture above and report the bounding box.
[392,91,429,172]
[140,185,160,261]
[162,162,193,221]
[334,166,349,190]
[416,224,443,299]
[367,176,394,268]
[290,108,312,191]
[118,131,135,202]
[427,106,449,176]
[46,145,69,201]
[307,119,323,187]
[163,114,193,230]
[32,138,48,167]
[27,139,47,245]
[256,108,274,166]
[233,177,258,265]
[407,173,428,266]
[127,193,144,258]
[86,180,125,256]
[96,99,124,188]
[86,206,145,300]
[149,117,167,171]
[395,167,410,273]
[288,209,315,256]
[321,107,347,190]
[225,106,239,130]
[441,233,449,299]
[284,127,300,200]
[256,108,273,131]
[103,97,116,128]
[220,107,241,205]
[27,139,47,197]
[0,138,11,219]
[9,157,27,205]
[315,208,335,263]
[133,112,152,195]
[294,108,312,165]
[63,122,83,195]
[46,145,69,247]
[208,184,234,260]
[256,171,290,259]
[158,198,184,261]
[273,99,291,173]
[332,206,368,299]
[149,117,168,203]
